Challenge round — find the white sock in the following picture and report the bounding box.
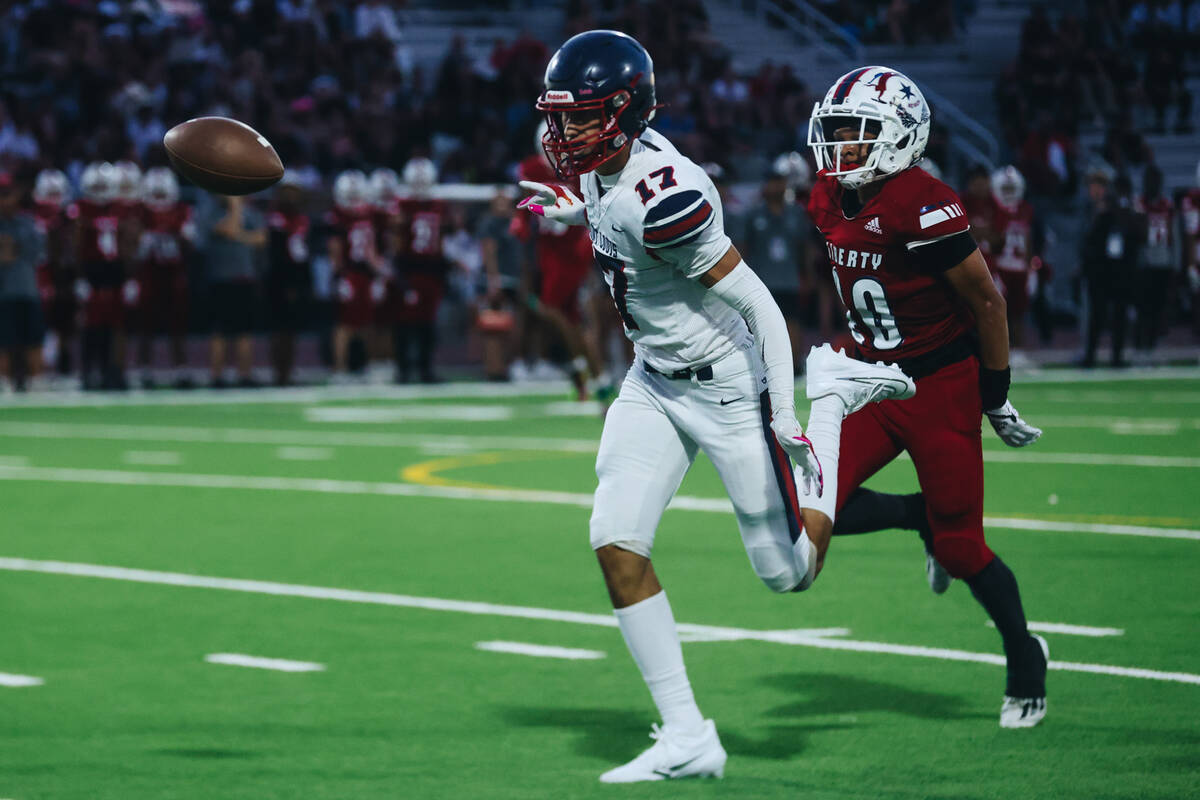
[799,395,844,523]
[613,590,705,735]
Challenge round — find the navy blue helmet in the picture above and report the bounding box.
[536,30,657,178]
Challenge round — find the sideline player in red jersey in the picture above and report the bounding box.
[516,123,610,399]
[132,167,194,388]
[32,169,74,377]
[807,66,1048,728]
[390,158,450,383]
[70,162,129,389]
[266,173,312,386]
[327,169,382,378]
[988,166,1042,355]
[1180,161,1200,337]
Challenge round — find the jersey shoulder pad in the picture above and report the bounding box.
[892,167,969,243]
[640,159,718,250]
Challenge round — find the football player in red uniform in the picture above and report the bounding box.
[32,169,74,377]
[327,169,382,378]
[1180,161,1200,337]
[516,125,608,399]
[807,66,1048,728]
[70,162,129,389]
[389,158,450,383]
[133,167,194,388]
[266,173,312,386]
[1134,166,1177,351]
[988,166,1042,355]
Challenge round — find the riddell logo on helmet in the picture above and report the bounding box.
[544,90,575,103]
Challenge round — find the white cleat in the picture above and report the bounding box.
[599,720,727,783]
[926,552,952,594]
[1000,634,1049,729]
[805,344,915,415]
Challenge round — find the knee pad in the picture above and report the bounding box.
[932,532,994,579]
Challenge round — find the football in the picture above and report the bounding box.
[163,116,284,196]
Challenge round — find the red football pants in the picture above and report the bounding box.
[835,356,994,578]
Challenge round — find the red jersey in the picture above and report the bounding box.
[137,204,194,271]
[991,201,1035,274]
[267,211,311,268]
[808,167,974,362]
[69,199,123,264]
[326,207,379,273]
[396,198,447,263]
[961,193,996,259]
[1179,189,1200,267]
[515,154,591,277]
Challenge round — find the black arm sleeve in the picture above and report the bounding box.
[909,230,978,273]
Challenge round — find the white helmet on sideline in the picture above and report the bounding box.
[114,160,143,202]
[81,161,118,203]
[991,165,1026,212]
[333,169,370,211]
[369,167,402,208]
[402,157,438,197]
[141,167,180,210]
[33,169,71,208]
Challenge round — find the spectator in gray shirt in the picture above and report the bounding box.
[0,172,47,391]
[196,194,266,387]
[737,166,812,372]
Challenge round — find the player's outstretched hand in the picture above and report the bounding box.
[985,400,1042,447]
[771,414,824,497]
[517,181,587,226]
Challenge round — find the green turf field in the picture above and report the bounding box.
[2,373,1199,800]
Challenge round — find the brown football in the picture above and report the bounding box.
[163,117,284,196]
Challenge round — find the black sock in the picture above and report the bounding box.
[966,557,1043,697]
[833,489,926,536]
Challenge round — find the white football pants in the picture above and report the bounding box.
[590,345,807,593]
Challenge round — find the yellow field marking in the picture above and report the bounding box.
[400,451,575,491]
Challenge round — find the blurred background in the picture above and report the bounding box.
[0,0,1197,394]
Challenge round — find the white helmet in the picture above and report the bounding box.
[81,161,118,202]
[772,151,813,192]
[369,167,402,208]
[333,169,370,210]
[141,166,180,210]
[402,157,438,197]
[113,160,143,202]
[990,165,1026,211]
[808,66,930,189]
[33,169,71,208]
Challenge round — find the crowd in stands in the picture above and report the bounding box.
[995,1,1196,200]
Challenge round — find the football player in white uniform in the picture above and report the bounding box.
[517,31,915,783]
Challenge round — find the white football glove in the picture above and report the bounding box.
[517,181,587,227]
[985,400,1042,447]
[770,413,824,497]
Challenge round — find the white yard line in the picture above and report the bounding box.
[0,672,44,687]
[275,446,334,461]
[1043,390,1200,405]
[121,450,183,466]
[204,653,325,672]
[1,421,1196,469]
[0,455,30,467]
[474,641,606,660]
[0,365,1197,409]
[989,621,1124,637]
[1,557,1196,686]
[304,405,514,423]
[0,464,1197,541]
[0,421,600,453]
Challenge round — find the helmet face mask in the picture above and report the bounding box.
[537,30,657,179]
[539,88,636,178]
[808,67,930,190]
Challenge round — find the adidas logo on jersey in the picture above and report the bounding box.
[864,216,883,235]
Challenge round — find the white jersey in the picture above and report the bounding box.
[581,128,750,372]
